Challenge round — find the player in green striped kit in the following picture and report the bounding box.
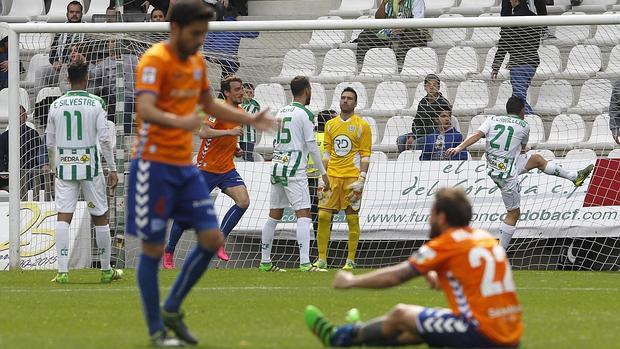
[46,61,122,284]
[239,82,260,161]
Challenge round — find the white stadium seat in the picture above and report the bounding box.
[428,14,468,49]
[254,83,287,112]
[329,0,375,16]
[21,53,51,90]
[308,83,326,114]
[330,81,368,111]
[534,45,562,80]
[398,47,438,82]
[270,49,316,84]
[85,0,112,21]
[449,0,496,16]
[548,12,591,47]
[19,24,53,53]
[471,47,509,81]
[608,149,620,158]
[460,13,501,48]
[339,15,373,50]
[397,150,422,162]
[596,45,620,78]
[425,0,457,17]
[572,0,617,13]
[539,114,586,150]
[465,114,489,152]
[452,80,489,116]
[485,81,512,115]
[363,116,378,144]
[375,115,413,153]
[565,149,597,162]
[355,48,397,82]
[527,149,556,161]
[370,151,388,162]
[581,114,617,149]
[555,45,602,79]
[0,88,30,122]
[525,114,546,146]
[363,81,409,117]
[314,49,357,83]
[254,132,275,153]
[439,46,478,80]
[0,0,44,22]
[300,16,346,50]
[534,80,573,115]
[586,12,620,46]
[567,79,612,115]
[35,87,61,105]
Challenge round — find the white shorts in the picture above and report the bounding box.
[270,176,311,211]
[491,153,530,211]
[55,175,108,216]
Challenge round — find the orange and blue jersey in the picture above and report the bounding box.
[133,42,210,166]
[196,108,241,174]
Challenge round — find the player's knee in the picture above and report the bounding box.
[531,154,546,168]
[91,212,108,226]
[236,196,250,209]
[388,304,410,322]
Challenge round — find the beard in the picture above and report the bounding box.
[305,94,311,106]
[429,221,441,239]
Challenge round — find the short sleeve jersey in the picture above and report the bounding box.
[196,108,241,174]
[409,227,523,347]
[324,114,372,178]
[133,42,210,165]
[271,102,316,179]
[478,115,530,179]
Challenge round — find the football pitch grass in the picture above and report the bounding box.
[0,269,618,349]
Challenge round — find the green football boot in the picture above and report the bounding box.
[312,259,328,270]
[345,308,361,324]
[342,260,357,270]
[50,272,68,284]
[258,262,286,272]
[101,268,124,283]
[574,164,594,187]
[300,263,327,272]
[305,305,335,347]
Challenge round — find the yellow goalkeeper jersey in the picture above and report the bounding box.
[324,114,372,178]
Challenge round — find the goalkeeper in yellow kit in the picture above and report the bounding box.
[313,87,372,270]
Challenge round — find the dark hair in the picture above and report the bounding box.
[341,87,357,101]
[437,103,452,114]
[242,82,254,90]
[106,5,115,11]
[434,188,472,227]
[506,95,525,115]
[221,75,243,93]
[317,109,336,132]
[290,76,310,97]
[67,1,83,12]
[67,61,89,84]
[168,0,215,26]
[151,8,166,19]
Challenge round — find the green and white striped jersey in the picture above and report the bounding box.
[240,99,260,143]
[271,102,315,184]
[479,115,530,179]
[46,90,109,181]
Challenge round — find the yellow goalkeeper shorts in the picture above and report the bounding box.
[319,177,357,211]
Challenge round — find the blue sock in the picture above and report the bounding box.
[165,221,185,254]
[136,253,164,335]
[163,244,215,313]
[331,324,357,347]
[220,204,247,238]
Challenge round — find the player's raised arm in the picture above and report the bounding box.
[332,261,420,289]
[446,130,484,157]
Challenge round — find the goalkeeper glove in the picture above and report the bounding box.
[318,176,329,202]
[346,172,366,211]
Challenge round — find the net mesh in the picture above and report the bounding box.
[4,16,620,271]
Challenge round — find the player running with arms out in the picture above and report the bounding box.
[306,188,523,348]
[47,61,122,284]
[127,1,276,346]
[259,76,330,272]
[314,87,372,270]
[163,75,247,268]
[446,96,593,249]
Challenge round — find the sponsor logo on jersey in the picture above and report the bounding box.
[60,155,89,165]
[413,245,436,264]
[142,67,157,84]
[348,125,355,133]
[334,135,352,157]
[170,88,200,98]
[87,202,95,209]
[194,69,202,81]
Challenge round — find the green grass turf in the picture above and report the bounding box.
[0,269,618,349]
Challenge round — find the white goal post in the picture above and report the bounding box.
[4,14,620,270]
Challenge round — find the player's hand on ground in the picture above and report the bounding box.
[445,147,460,157]
[333,270,354,289]
[251,109,278,133]
[176,113,203,131]
[107,171,118,190]
[229,126,243,137]
[425,271,440,291]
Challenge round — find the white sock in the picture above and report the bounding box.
[499,222,517,250]
[261,217,278,263]
[544,161,577,181]
[55,221,70,273]
[297,217,312,265]
[95,225,112,270]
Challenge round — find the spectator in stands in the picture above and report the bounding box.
[58,44,89,93]
[43,1,85,88]
[203,6,259,81]
[502,0,552,39]
[397,74,451,153]
[123,0,147,13]
[610,79,620,145]
[420,107,468,161]
[493,0,542,115]
[239,82,260,161]
[150,8,166,21]
[0,36,8,90]
[141,0,171,14]
[355,0,427,67]
[106,5,120,22]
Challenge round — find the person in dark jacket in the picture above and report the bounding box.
[610,79,620,145]
[493,0,542,115]
[420,107,469,161]
[397,74,451,153]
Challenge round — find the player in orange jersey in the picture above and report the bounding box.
[305,188,523,348]
[164,75,248,267]
[126,1,276,346]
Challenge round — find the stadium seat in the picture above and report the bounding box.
[363,81,409,117]
[425,0,457,17]
[254,83,287,112]
[539,114,586,150]
[397,150,422,162]
[428,14,469,49]
[544,0,572,14]
[314,49,357,83]
[567,79,612,115]
[608,149,620,158]
[21,53,51,90]
[35,86,61,105]
[533,80,573,115]
[485,81,512,115]
[596,45,620,78]
[363,116,378,144]
[439,46,478,80]
[300,16,346,50]
[308,83,326,114]
[527,149,556,161]
[452,80,489,116]
[460,13,501,49]
[355,48,397,82]
[534,45,562,80]
[585,12,620,46]
[471,47,509,81]
[451,115,461,133]
[84,0,111,21]
[404,80,449,113]
[448,0,496,16]
[254,132,275,154]
[370,151,388,162]
[19,25,53,54]
[44,0,85,22]
[270,49,316,84]
[338,15,373,50]
[525,114,546,146]
[555,45,602,80]
[0,0,44,22]
[330,81,368,111]
[374,115,413,153]
[565,149,597,162]
[548,12,591,47]
[398,47,438,82]
[581,114,617,150]
[0,88,31,122]
[572,0,617,13]
[465,114,489,151]
[329,0,375,16]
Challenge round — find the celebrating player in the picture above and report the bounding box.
[305,188,523,348]
[314,87,372,270]
[126,1,276,346]
[259,76,330,272]
[446,96,593,249]
[163,75,248,268]
[47,61,122,284]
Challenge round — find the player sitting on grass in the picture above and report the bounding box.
[47,60,122,284]
[306,187,523,348]
[446,96,593,249]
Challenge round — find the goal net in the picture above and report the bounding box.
[3,14,619,271]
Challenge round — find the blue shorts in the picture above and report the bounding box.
[416,308,517,348]
[125,159,220,243]
[202,169,245,194]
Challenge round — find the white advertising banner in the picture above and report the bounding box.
[0,202,92,270]
[213,160,619,240]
